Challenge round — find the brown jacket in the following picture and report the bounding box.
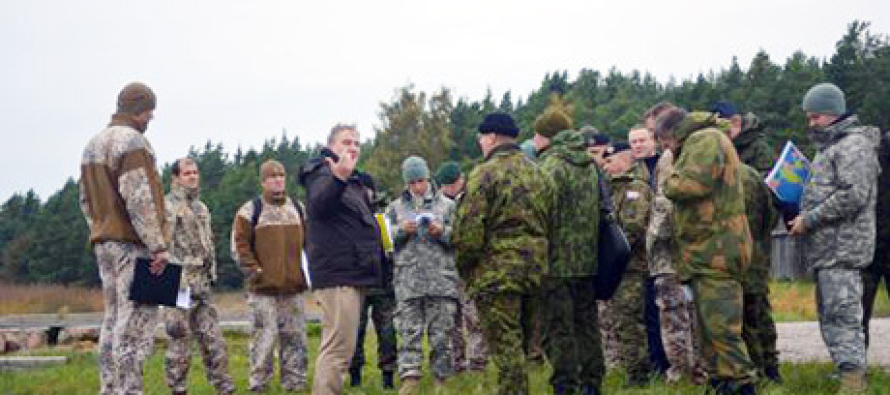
[231,195,307,294]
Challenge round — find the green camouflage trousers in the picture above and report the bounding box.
[395,296,457,379]
[95,241,160,395]
[690,276,755,384]
[163,293,235,394]
[600,271,650,383]
[742,292,779,376]
[475,292,536,395]
[541,277,604,392]
[247,292,309,391]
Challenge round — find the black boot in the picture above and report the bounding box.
[382,371,395,389]
[764,365,783,384]
[581,385,601,395]
[349,368,362,387]
[739,383,757,395]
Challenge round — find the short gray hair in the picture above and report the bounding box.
[327,123,358,145]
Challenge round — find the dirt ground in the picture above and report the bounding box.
[777,317,890,367]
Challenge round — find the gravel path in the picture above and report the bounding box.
[777,317,890,366]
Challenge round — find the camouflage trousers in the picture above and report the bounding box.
[474,291,538,395]
[599,271,650,383]
[541,277,605,392]
[523,292,545,364]
[690,276,755,384]
[816,269,866,371]
[654,274,704,383]
[350,292,398,374]
[395,296,457,379]
[95,241,160,395]
[862,264,890,348]
[742,292,779,376]
[247,292,309,391]
[451,285,488,372]
[162,292,235,394]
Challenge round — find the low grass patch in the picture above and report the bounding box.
[0,282,103,315]
[1,331,889,394]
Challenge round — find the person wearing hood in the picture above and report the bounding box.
[163,158,235,395]
[601,143,655,387]
[79,82,170,395]
[788,83,880,393]
[534,106,605,395]
[656,109,756,395]
[712,101,776,174]
[385,156,459,394]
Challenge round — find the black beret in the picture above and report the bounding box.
[478,113,519,138]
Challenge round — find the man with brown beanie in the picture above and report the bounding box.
[232,159,310,392]
[79,82,170,395]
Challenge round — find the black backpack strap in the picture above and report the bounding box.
[294,198,307,246]
[596,167,616,221]
[249,197,263,253]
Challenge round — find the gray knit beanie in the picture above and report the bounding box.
[802,83,846,116]
[402,156,430,183]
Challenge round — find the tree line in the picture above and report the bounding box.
[1,21,887,289]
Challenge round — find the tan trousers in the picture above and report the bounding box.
[312,286,364,395]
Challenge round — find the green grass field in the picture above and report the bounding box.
[1,280,889,394]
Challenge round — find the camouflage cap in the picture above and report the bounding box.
[117,82,156,115]
[533,107,574,138]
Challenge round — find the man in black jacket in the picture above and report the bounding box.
[299,124,381,395]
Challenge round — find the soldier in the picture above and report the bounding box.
[231,159,309,392]
[602,144,654,387]
[864,130,890,349]
[349,172,397,390]
[385,156,460,394]
[713,115,783,383]
[534,106,605,394]
[789,83,880,393]
[163,158,235,395]
[436,161,489,373]
[453,113,555,395]
[656,109,757,395]
[79,82,170,395]
[712,101,776,174]
[580,126,610,168]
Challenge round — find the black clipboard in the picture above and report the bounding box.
[129,258,182,307]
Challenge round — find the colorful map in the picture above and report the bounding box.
[764,141,812,206]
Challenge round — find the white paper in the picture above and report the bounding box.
[176,286,192,309]
[301,251,312,289]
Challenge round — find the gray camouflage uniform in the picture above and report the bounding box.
[800,114,880,373]
[162,184,235,394]
[386,187,460,380]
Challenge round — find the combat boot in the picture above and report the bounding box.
[349,368,362,387]
[764,365,782,384]
[838,369,867,393]
[398,377,420,395]
[382,371,395,389]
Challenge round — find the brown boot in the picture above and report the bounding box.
[399,377,420,395]
[838,369,867,394]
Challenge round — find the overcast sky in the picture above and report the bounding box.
[1,0,888,201]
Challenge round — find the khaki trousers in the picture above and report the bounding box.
[312,286,364,395]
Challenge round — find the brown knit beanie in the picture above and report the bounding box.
[534,107,574,138]
[117,82,156,115]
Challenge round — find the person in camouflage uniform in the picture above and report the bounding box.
[387,156,460,394]
[163,158,235,395]
[712,113,783,384]
[656,109,757,395]
[79,82,170,395]
[602,144,655,387]
[453,113,555,395]
[863,130,890,349]
[712,101,776,174]
[533,106,605,394]
[349,172,398,390]
[789,83,880,393]
[437,162,489,373]
[231,160,309,392]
